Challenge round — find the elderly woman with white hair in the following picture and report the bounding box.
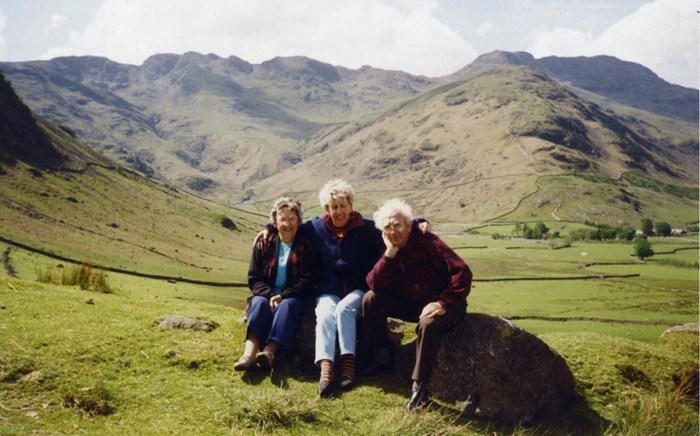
[305,179,389,396]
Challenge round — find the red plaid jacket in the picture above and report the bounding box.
[366,232,472,309]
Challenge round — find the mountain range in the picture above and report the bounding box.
[1,51,697,225]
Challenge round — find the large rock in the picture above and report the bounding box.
[397,313,575,424]
[158,315,218,332]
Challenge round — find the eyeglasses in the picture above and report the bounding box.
[383,222,406,232]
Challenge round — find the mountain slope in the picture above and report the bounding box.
[0,70,264,283]
[1,51,697,225]
[248,66,698,225]
[0,54,439,204]
[449,51,699,123]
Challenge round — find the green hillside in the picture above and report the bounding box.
[0,71,266,287]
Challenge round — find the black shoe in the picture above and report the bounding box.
[255,351,274,372]
[318,379,335,398]
[405,389,429,412]
[339,376,355,391]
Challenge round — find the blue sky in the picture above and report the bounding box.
[0,0,697,88]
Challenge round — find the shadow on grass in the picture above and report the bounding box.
[239,369,267,386]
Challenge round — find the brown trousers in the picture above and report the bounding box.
[361,290,465,383]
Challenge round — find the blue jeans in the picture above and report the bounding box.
[314,290,364,364]
[246,295,305,349]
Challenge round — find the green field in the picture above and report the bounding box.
[1,233,698,434]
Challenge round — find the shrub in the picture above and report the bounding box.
[655,221,672,237]
[633,236,654,260]
[36,263,111,293]
[618,228,636,241]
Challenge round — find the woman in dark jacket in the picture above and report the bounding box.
[234,197,318,372]
[308,179,385,396]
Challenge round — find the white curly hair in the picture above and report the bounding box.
[373,198,413,230]
[318,179,355,210]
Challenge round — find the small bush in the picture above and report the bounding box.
[36,263,111,293]
[633,236,654,260]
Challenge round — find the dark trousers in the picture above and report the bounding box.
[361,290,464,384]
[246,295,305,349]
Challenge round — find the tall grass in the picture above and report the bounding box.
[607,372,699,435]
[36,262,111,293]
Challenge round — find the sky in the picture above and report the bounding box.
[0,0,697,88]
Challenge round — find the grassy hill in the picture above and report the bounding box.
[1,254,697,434]
[0,71,266,290]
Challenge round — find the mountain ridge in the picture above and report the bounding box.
[449,50,698,123]
[0,50,697,223]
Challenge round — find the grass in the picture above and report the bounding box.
[1,233,698,434]
[0,150,697,432]
[0,276,696,435]
[0,159,262,284]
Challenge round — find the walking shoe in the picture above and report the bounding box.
[255,350,274,372]
[406,382,430,412]
[318,359,335,397]
[318,379,336,397]
[233,355,256,371]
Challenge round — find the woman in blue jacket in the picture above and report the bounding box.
[309,179,385,396]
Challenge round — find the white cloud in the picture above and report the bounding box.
[477,21,493,37]
[527,0,699,88]
[43,13,68,35]
[39,0,477,76]
[0,9,7,60]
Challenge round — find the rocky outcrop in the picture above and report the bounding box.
[396,313,575,425]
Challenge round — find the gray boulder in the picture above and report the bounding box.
[397,313,575,424]
[158,315,218,332]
